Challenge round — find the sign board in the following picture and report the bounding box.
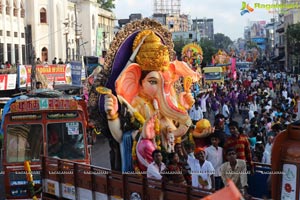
[69,62,82,86]
[62,183,76,200]
[10,98,78,112]
[43,179,59,196]
[0,74,17,90]
[18,65,72,88]
[281,164,297,200]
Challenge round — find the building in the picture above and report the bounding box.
[0,0,115,65]
[281,0,300,73]
[191,18,214,40]
[0,0,26,65]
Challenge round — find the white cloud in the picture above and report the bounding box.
[113,0,274,40]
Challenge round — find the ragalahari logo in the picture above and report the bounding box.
[241,2,300,15]
[240,2,254,15]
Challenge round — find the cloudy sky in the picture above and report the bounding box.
[113,0,276,40]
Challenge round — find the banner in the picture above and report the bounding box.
[69,62,82,86]
[0,74,17,90]
[18,65,72,88]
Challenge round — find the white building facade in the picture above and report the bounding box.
[0,0,26,65]
[0,0,115,65]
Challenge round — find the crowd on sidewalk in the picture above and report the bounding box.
[146,67,300,198]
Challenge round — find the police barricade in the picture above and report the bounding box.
[124,173,146,200]
[93,167,110,199]
[107,170,125,200]
[190,186,211,200]
[58,159,76,199]
[163,182,189,200]
[44,156,267,199]
[146,177,164,200]
[42,156,61,199]
[247,162,272,199]
[74,164,93,199]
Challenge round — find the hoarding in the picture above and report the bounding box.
[18,65,72,88]
[0,74,17,90]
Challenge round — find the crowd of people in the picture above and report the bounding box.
[146,67,300,198]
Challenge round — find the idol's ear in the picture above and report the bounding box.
[115,63,142,104]
[172,60,200,82]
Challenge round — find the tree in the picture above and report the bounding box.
[173,36,190,60]
[286,22,300,73]
[213,33,233,50]
[286,23,300,55]
[97,0,115,11]
[199,38,216,66]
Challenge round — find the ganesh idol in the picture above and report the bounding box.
[88,19,200,172]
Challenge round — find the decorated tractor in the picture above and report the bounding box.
[88,18,214,172]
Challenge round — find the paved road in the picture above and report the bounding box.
[91,134,111,169]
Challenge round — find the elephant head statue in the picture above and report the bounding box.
[90,19,200,172]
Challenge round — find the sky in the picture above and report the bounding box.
[113,0,276,41]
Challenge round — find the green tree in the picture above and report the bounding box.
[213,33,233,50]
[173,36,189,60]
[286,22,300,73]
[286,22,300,55]
[97,0,115,11]
[199,38,216,66]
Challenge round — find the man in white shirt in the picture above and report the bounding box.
[188,147,215,191]
[200,92,210,119]
[189,101,203,124]
[220,148,250,198]
[222,101,230,119]
[262,136,273,164]
[205,135,223,190]
[147,150,166,180]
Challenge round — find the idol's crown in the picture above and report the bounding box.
[134,30,170,71]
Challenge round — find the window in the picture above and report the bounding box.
[6,31,10,36]
[14,32,17,37]
[40,8,47,23]
[20,1,24,18]
[0,2,2,14]
[6,124,43,162]
[6,0,10,15]
[0,30,2,36]
[21,32,24,38]
[204,72,222,80]
[13,0,17,17]
[15,44,19,62]
[47,122,85,159]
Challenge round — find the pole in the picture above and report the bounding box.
[75,4,80,61]
[65,33,68,63]
[30,47,36,90]
[64,19,69,63]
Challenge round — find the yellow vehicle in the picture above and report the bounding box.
[203,66,224,85]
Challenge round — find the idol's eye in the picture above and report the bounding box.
[148,80,157,85]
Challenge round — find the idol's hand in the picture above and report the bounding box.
[179,91,195,109]
[104,94,119,119]
[142,114,157,140]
